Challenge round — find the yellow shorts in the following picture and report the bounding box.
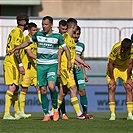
[106,68,130,84]
[60,69,76,88]
[3,64,19,86]
[20,66,37,87]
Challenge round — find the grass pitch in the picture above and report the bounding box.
[0,112,133,133]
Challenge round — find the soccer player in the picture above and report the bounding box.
[106,38,133,120]
[19,22,41,116]
[57,18,91,119]
[3,13,30,120]
[73,26,93,119]
[57,19,68,120]
[7,16,72,122]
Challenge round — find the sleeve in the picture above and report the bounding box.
[14,30,24,46]
[59,34,66,47]
[30,32,38,42]
[81,43,85,57]
[108,46,117,61]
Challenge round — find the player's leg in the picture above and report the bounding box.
[48,64,59,121]
[3,64,19,120]
[106,68,118,120]
[35,86,41,104]
[37,64,50,121]
[123,71,133,120]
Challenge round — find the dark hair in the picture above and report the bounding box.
[76,25,81,32]
[67,18,77,28]
[42,16,53,24]
[16,13,29,25]
[28,22,37,29]
[59,20,67,26]
[121,38,132,50]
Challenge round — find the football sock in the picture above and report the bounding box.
[41,94,49,114]
[50,89,58,109]
[4,90,13,116]
[37,91,42,104]
[58,99,63,109]
[19,91,26,112]
[12,91,20,114]
[59,98,66,114]
[80,95,88,114]
[70,97,82,115]
[126,102,133,114]
[109,102,115,114]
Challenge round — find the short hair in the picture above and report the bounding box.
[76,25,81,32]
[42,16,53,24]
[59,20,67,26]
[121,38,132,50]
[67,18,77,28]
[16,13,29,24]
[28,22,37,29]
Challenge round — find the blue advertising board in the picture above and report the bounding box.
[0,85,126,113]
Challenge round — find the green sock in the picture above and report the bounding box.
[80,95,88,114]
[41,94,49,114]
[59,98,66,114]
[50,89,58,109]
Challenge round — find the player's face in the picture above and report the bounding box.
[29,27,38,36]
[58,25,67,34]
[73,30,80,43]
[42,19,53,34]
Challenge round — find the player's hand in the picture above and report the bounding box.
[108,79,116,89]
[67,61,72,72]
[19,66,25,75]
[126,78,133,88]
[6,49,15,56]
[83,63,91,70]
[84,74,89,82]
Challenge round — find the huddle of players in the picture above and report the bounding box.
[3,13,93,121]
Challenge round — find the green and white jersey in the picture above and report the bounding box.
[30,30,66,64]
[76,41,85,57]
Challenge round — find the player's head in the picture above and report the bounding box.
[16,13,29,30]
[67,18,77,33]
[42,16,53,34]
[121,38,132,53]
[58,20,67,34]
[28,22,38,36]
[73,25,81,43]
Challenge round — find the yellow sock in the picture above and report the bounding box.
[37,91,42,104]
[57,99,62,109]
[4,90,13,116]
[70,97,81,115]
[109,102,115,114]
[126,102,133,114]
[12,91,20,114]
[19,91,26,112]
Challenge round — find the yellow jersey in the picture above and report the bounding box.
[61,32,76,68]
[21,35,37,68]
[4,27,25,66]
[108,41,133,71]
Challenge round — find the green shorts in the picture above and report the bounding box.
[37,63,58,86]
[73,67,85,90]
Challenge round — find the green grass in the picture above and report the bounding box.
[0,112,133,133]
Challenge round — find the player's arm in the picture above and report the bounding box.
[81,56,89,82]
[57,48,63,77]
[108,58,116,88]
[62,46,72,71]
[126,58,133,87]
[7,40,32,55]
[14,45,25,74]
[26,48,36,60]
[75,54,91,70]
